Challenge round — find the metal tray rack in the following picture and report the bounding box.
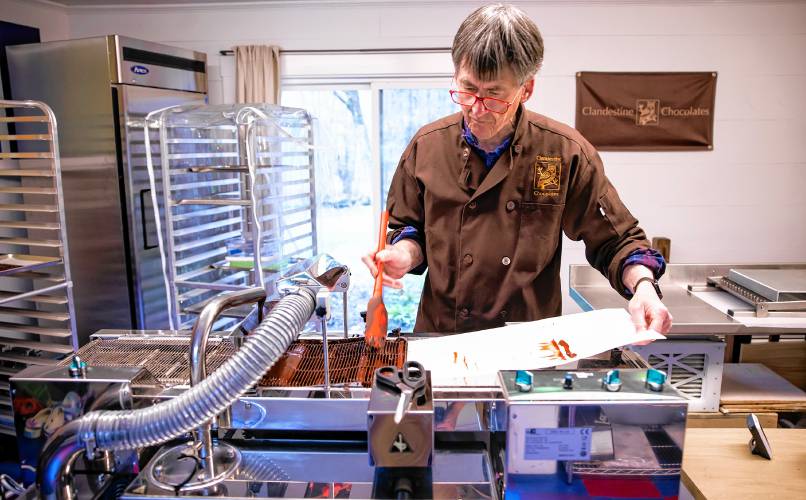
[0,100,77,435]
[146,104,317,329]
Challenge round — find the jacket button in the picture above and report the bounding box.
[463,254,473,265]
[502,256,511,266]
[500,310,508,318]
[468,201,477,210]
[506,200,516,212]
[460,308,470,317]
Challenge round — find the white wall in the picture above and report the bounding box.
[1,0,69,100]
[42,0,806,310]
[0,0,69,41]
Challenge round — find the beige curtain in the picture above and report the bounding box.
[235,45,281,104]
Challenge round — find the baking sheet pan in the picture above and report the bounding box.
[0,254,61,276]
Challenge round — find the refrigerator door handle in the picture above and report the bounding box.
[140,188,159,250]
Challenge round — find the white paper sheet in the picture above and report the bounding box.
[407,308,665,386]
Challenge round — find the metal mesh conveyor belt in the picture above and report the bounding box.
[60,337,407,388]
[260,338,407,387]
[60,338,238,387]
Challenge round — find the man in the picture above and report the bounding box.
[362,3,672,335]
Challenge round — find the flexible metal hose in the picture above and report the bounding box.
[76,288,315,451]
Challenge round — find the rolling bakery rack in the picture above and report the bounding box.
[145,104,318,330]
[0,100,77,435]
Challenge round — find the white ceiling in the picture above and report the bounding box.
[46,0,297,5]
[40,0,806,6]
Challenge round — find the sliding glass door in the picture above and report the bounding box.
[282,80,453,333]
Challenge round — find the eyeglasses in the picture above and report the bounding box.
[449,89,516,114]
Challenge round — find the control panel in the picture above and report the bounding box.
[499,368,675,402]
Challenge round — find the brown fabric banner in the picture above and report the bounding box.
[575,72,717,151]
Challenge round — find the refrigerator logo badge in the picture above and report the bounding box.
[131,65,150,75]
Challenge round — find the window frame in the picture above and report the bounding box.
[283,78,453,227]
[281,54,454,332]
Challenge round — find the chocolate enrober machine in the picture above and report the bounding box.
[11,257,689,499]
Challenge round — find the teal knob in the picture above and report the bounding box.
[602,369,622,392]
[68,356,87,377]
[514,370,533,392]
[646,368,666,392]
[563,373,574,390]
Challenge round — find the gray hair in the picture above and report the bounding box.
[452,3,544,84]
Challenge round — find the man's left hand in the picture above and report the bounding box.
[627,283,673,335]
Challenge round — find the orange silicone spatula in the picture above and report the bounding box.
[364,210,389,349]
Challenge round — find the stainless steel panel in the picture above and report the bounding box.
[113,36,207,93]
[8,37,138,341]
[122,449,494,499]
[8,37,207,339]
[727,268,806,301]
[230,396,370,431]
[570,285,740,335]
[118,85,205,329]
[502,369,687,497]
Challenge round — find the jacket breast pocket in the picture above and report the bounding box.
[514,202,565,273]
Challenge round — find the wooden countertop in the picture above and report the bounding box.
[682,428,806,500]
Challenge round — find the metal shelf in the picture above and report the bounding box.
[0,254,62,276]
[0,168,54,177]
[0,203,59,212]
[0,307,69,321]
[0,351,61,366]
[0,322,73,338]
[0,292,67,305]
[0,152,53,159]
[0,221,61,230]
[173,198,252,207]
[0,100,78,434]
[147,104,318,328]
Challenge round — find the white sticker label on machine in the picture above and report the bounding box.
[524,427,592,460]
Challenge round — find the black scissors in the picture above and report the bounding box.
[375,361,426,424]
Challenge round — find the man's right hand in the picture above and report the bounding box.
[361,239,423,289]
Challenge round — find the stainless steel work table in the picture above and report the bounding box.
[570,263,806,337]
[570,262,806,411]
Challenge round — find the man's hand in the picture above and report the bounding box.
[361,239,423,289]
[627,282,673,335]
[622,264,673,340]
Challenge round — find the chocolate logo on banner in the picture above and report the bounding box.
[533,155,561,196]
[636,99,660,126]
[575,72,717,151]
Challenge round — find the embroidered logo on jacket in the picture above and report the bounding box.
[533,156,562,195]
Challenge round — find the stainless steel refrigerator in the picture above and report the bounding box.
[7,35,207,341]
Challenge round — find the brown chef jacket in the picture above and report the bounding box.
[386,106,651,333]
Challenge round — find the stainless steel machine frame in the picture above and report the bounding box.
[21,349,673,499]
[14,340,672,499]
[501,369,687,498]
[10,255,689,499]
[7,35,207,337]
